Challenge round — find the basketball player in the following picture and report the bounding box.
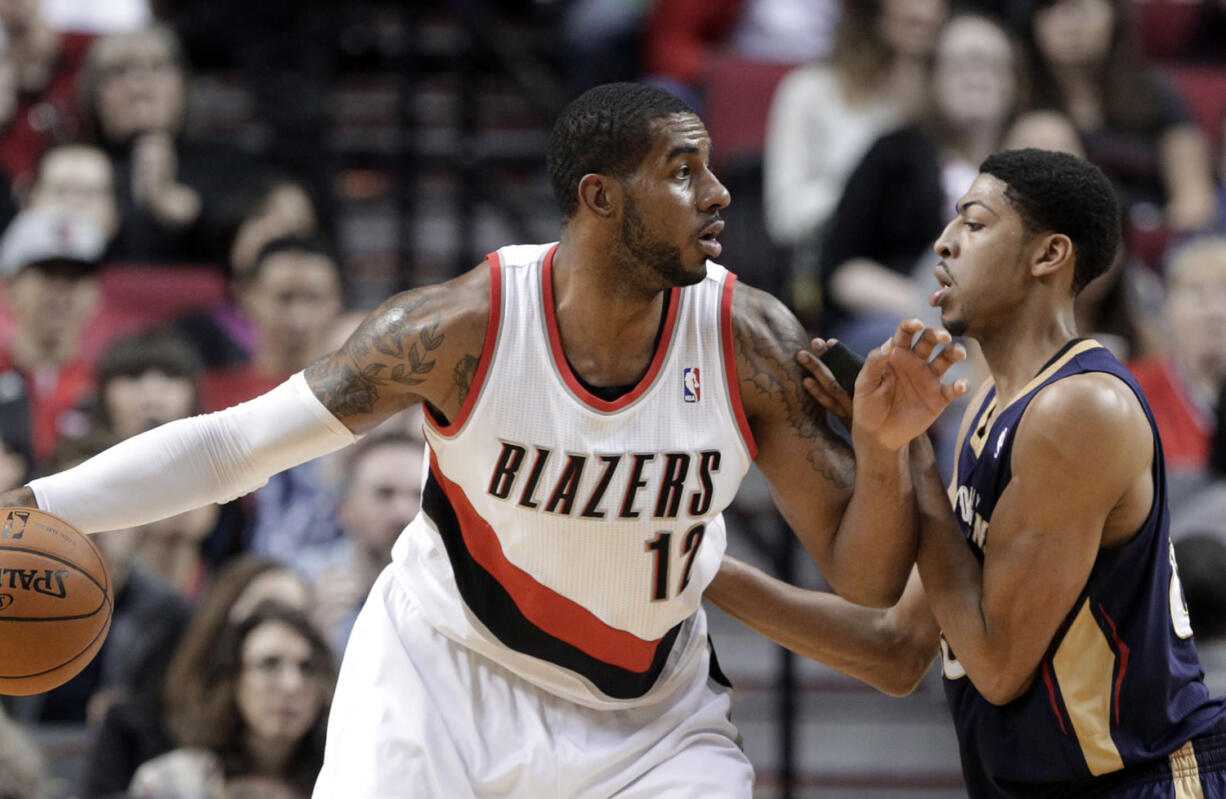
[0,83,967,796]
[709,149,1226,797]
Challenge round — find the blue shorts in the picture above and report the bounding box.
[1074,731,1226,798]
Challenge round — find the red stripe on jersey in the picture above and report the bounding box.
[541,244,680,412]
[720,274,758,459]
[429,451,662,672]
[1098,603,1131,724]
[425,255,503,435]
[1042,661,1068,734]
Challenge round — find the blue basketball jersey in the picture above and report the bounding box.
[942,339,1226,797]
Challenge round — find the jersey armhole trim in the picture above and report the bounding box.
[424,254,503,436]
[720,274,758,460]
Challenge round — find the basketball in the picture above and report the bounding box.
[0,507,113,696]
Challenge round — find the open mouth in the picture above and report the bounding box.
[697,220,724,257]
[930,264,953,307]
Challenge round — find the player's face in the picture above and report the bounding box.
[237,621,326,746]
[930,174,1032,337]
[618,113,730,287]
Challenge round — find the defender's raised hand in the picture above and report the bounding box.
[853,319,969,450]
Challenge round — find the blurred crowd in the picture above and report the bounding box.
[0,0,1224,797]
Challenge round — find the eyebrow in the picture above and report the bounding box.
[666,144,702,162]
[958,199,999,218]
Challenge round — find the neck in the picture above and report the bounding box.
[251,344,304,377]
[550,239,669,385]
[887,56,930,118]
[245,730,295,777]
[977,297,1080,406]
[1049,67,1102,129]
[12,331,76,370]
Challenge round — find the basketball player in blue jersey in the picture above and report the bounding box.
[0,83,968,797]
[709,148,1226,797]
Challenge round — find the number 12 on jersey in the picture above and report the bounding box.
[646,524,707,600]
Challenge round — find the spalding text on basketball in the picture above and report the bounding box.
[0,569,69,599]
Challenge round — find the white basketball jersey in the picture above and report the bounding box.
[391,242,755,708]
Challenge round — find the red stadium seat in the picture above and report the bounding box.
[79,263,229,362]
[1135,0,1203,60]
[702,54,799,172]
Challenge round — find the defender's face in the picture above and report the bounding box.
[619,113,730,287]
[930,174,1030,337]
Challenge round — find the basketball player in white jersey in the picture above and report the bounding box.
[0,83,967,797]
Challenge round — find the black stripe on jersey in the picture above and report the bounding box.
[421,470,683,699]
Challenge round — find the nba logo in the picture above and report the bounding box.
[683,367,700,403]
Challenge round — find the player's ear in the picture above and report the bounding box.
[577,173,620,219]
[1030,233,1074,282]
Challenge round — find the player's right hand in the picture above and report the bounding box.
[852,319,969,450]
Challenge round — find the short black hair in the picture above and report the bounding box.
[979,148,1121,293]
[251,234,341,283]
[546,82,695,219]
[96,329,202,388]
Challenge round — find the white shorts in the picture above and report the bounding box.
[313,569,754,798]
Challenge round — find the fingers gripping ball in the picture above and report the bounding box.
[0,508,113,695]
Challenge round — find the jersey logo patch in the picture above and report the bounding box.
[994,427,1009,458]
[683,367,701,403]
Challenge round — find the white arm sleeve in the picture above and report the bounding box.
[29,372,357,533]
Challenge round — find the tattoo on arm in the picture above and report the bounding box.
[306,289,446,422]
[454,355,479,405]
[734,290,852,488]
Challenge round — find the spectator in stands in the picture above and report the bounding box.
[763,0,947,319]
[817,12,1020,356]
[25,141,119,245]
[0,0,94,187]
[172,173,321,372]
[300,431,423,654]
[84,555,313,798]
[0,706,45,799]
[1022,0,1217,240]
[202,235,343,412]
[0,206,105,471]
[3,431,189,728]
[128,603,335,799]
[91,329,199,438]
[76,24,250,265]
[1130,237,1226,495]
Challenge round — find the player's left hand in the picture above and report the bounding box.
[852,319,969,450]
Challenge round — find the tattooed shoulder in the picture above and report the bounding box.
[730,283,852,482]
[305,275,488,427]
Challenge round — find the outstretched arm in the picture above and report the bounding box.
[707,557,940,696]
[732,282,966,606]
[0,264,491,530]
